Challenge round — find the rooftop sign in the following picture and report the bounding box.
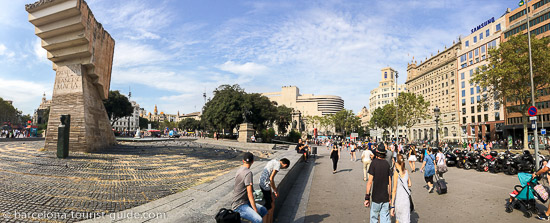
[471,17,495,33]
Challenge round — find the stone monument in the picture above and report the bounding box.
[238,110,255,143]
[26,0,116,152]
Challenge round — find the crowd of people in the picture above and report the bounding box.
[1,129,29,138]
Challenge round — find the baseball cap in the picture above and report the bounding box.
[243,152,254,163]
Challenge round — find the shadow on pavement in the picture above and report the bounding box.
[337,169,353,173]
[300,213,330,223]
[411,211,420,223]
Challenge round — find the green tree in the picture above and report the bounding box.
[396,92,431,140]
[0,97,21,124]
[202,85,246,135]
[103,90,133,126]
[275,105,293,135]
[178,118,201,131]
[243,93,278,131]
[472,34,550,149]
[369,104,396,137]
[331,109,361,136]
[139,117,148,129]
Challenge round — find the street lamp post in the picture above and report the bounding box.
[395,71,399,144]
[523,0,540,170]
[434,106,440,149]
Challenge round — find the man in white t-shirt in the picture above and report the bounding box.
[361,148,374,181]
[259,158,290,223]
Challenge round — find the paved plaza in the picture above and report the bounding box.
[0,140,270,223]
[281,146,548,223]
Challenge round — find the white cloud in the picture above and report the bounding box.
[217,61,268,76]
[33,38,48,63]
[113,41,172,67]
[0,77,49,115]
[0,44,15,59]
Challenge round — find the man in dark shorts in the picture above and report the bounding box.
[364,143,391,223]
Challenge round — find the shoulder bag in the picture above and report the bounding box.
[395,169,414,212]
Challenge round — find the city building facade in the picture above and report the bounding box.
[357,106,370,127]
[262,86,344,134]
[33,93,52,125]
[457,14,507,142]
[502,0,550,142]
[368,67,406,140]
[112,101,140,132]
[406,41,462,142]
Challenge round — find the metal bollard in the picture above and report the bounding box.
[57,115,70,158]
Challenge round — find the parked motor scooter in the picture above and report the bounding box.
[445,149,458,167]
[477,151,497,172]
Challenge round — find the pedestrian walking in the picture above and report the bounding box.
[232,152,267,223]
[391,154,412,223]
[350,142,357,161]
[259,158,290,223]
[435,148,447,179]
[362,147,374,181]
[420,147,437,193]
[330,145,340,174]
[407,146,417,172]
[364,143,391,223]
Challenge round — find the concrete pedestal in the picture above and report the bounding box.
[238,123,254,143]
[44,65,115,152]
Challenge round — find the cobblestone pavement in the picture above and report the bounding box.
[0,140,270,223]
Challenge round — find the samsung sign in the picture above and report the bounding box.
[471,17,495,33]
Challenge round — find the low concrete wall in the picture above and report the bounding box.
[0,137,44,142]
[195,138,276,151]
[81,148,304,223]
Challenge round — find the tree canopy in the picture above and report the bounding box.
[103,90,133,126]
[178,118,201,131]
[396,92,431,139]
[202,84,293,134]
[472,34,550,149]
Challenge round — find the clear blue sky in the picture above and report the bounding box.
[0,0,520,116]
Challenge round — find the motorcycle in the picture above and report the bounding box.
[455,149,465,168]
[464,151,478,170]
[445,149,458,167]
[506,150,535,175]
[477,151,497,172]
[489,151,510,173]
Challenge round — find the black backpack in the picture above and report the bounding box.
[215,208,241,223]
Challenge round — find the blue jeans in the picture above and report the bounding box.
[370,202,390,223]
[235,202,268,223]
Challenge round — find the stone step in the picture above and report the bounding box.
[28,0,80,26]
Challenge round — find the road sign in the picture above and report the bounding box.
[542,129,547,135]
[530,116,538,120]
[529,106,538,116]
[532,120,537,129]
[350,133,358,138]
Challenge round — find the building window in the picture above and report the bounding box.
[470,69,473,76]
[471,97,474,104]
[461,81,465,88]
[470,88,474,95]
[486,29,490,37]
[477,105,482,113]
[462,90,466,97]
[480,33,483,40]
[471,116,475,123]
[474,36,477,43]
[462,99,466,106]
[496,24,501,32]
[461,73,465,80]
[477,95,481,102]
[478,115,482,123]
[463,117,467,124]
[466,40,469,47]
[469,51,472,59]
[484,104,489,111]
[384,72,387,79]
[475,48,479,56]
[484,114,489,122]
[476,86,480,93]
[481,45,485,54]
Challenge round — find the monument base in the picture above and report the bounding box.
[238,123,254,143]
[45,65,116,152]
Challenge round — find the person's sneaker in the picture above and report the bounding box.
[536,213,549,221]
